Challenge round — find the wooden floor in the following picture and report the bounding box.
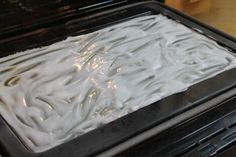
[193,0,236,37]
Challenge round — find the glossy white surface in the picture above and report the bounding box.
[0,14,235,152]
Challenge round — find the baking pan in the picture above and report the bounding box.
[0,1,236,157]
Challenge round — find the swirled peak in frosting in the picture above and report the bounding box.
[0,14,235,152]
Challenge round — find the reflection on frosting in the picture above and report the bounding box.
[0,14,235,152]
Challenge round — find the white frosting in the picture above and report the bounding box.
[0,14,235,152]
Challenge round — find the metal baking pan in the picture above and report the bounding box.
[0,1,236,157]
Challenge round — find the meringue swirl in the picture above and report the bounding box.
[0,14,235,152]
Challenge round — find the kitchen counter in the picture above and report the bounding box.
[194,0,236,37]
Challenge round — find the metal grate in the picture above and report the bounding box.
[162,112,236,157]
[117,97,236,157]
